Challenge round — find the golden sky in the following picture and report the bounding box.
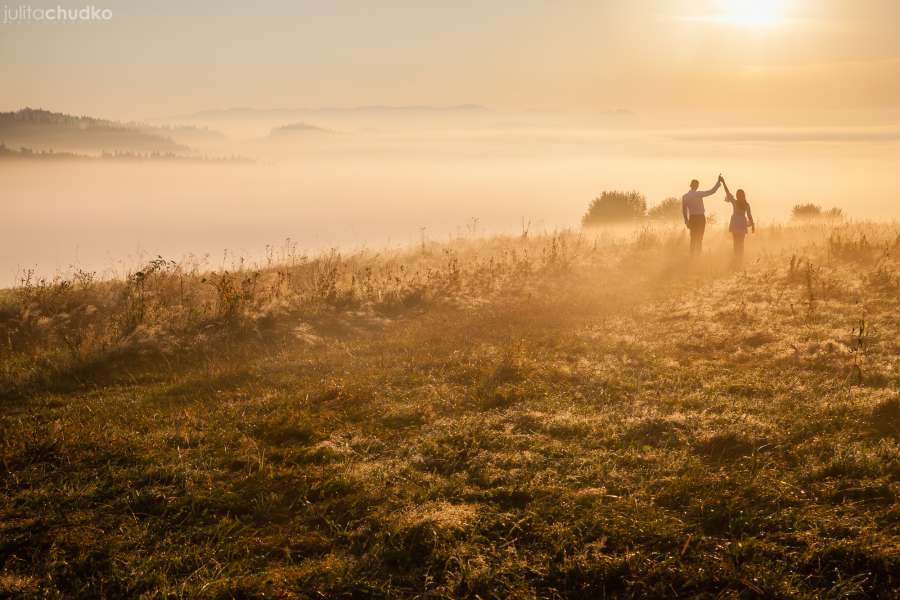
[2,0,899,120]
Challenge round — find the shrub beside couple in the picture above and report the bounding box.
[682,174,755,260]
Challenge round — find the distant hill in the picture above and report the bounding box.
[268,122,334,138]
[0,142,252,163]
[170,104,490,121]
[0,108,190,155]
[0,143,87,161]
[137,123,227,147]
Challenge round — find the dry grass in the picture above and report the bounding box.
[1,222,899,598]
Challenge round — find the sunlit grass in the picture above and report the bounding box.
[1,221,898,597]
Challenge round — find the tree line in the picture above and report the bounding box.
[582,191,844,226]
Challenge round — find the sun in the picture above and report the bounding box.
[715,0,786,28]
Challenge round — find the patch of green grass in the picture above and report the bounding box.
[2,223,899,597]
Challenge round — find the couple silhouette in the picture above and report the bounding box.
[682,175,755,260]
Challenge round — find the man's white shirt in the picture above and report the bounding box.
[682,180,722,220]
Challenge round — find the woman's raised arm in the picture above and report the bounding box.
[722,179,733,201]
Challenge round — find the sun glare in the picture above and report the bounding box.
[716,0,786,28]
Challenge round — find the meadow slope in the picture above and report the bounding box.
[1,223,899,598]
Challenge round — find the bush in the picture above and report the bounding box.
[582,191,646,226]
[647,197,682,221]
[793,204,844,221]
[792,204,822,219]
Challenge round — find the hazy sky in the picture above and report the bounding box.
[2,0,900,120]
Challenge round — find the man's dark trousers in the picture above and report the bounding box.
[688,215,706,255]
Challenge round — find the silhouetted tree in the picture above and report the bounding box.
[792,203,822,219]
[792,204,844,220]
[582,191,646,226]
[647,197,682,221]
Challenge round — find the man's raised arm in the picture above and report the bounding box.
[699,178,722,198]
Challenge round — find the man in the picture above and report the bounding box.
[682,174,723,256]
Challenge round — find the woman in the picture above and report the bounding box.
[721,179,755,261]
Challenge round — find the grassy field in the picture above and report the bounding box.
[1,222,898,598]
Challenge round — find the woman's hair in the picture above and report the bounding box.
[735,189,749,210]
